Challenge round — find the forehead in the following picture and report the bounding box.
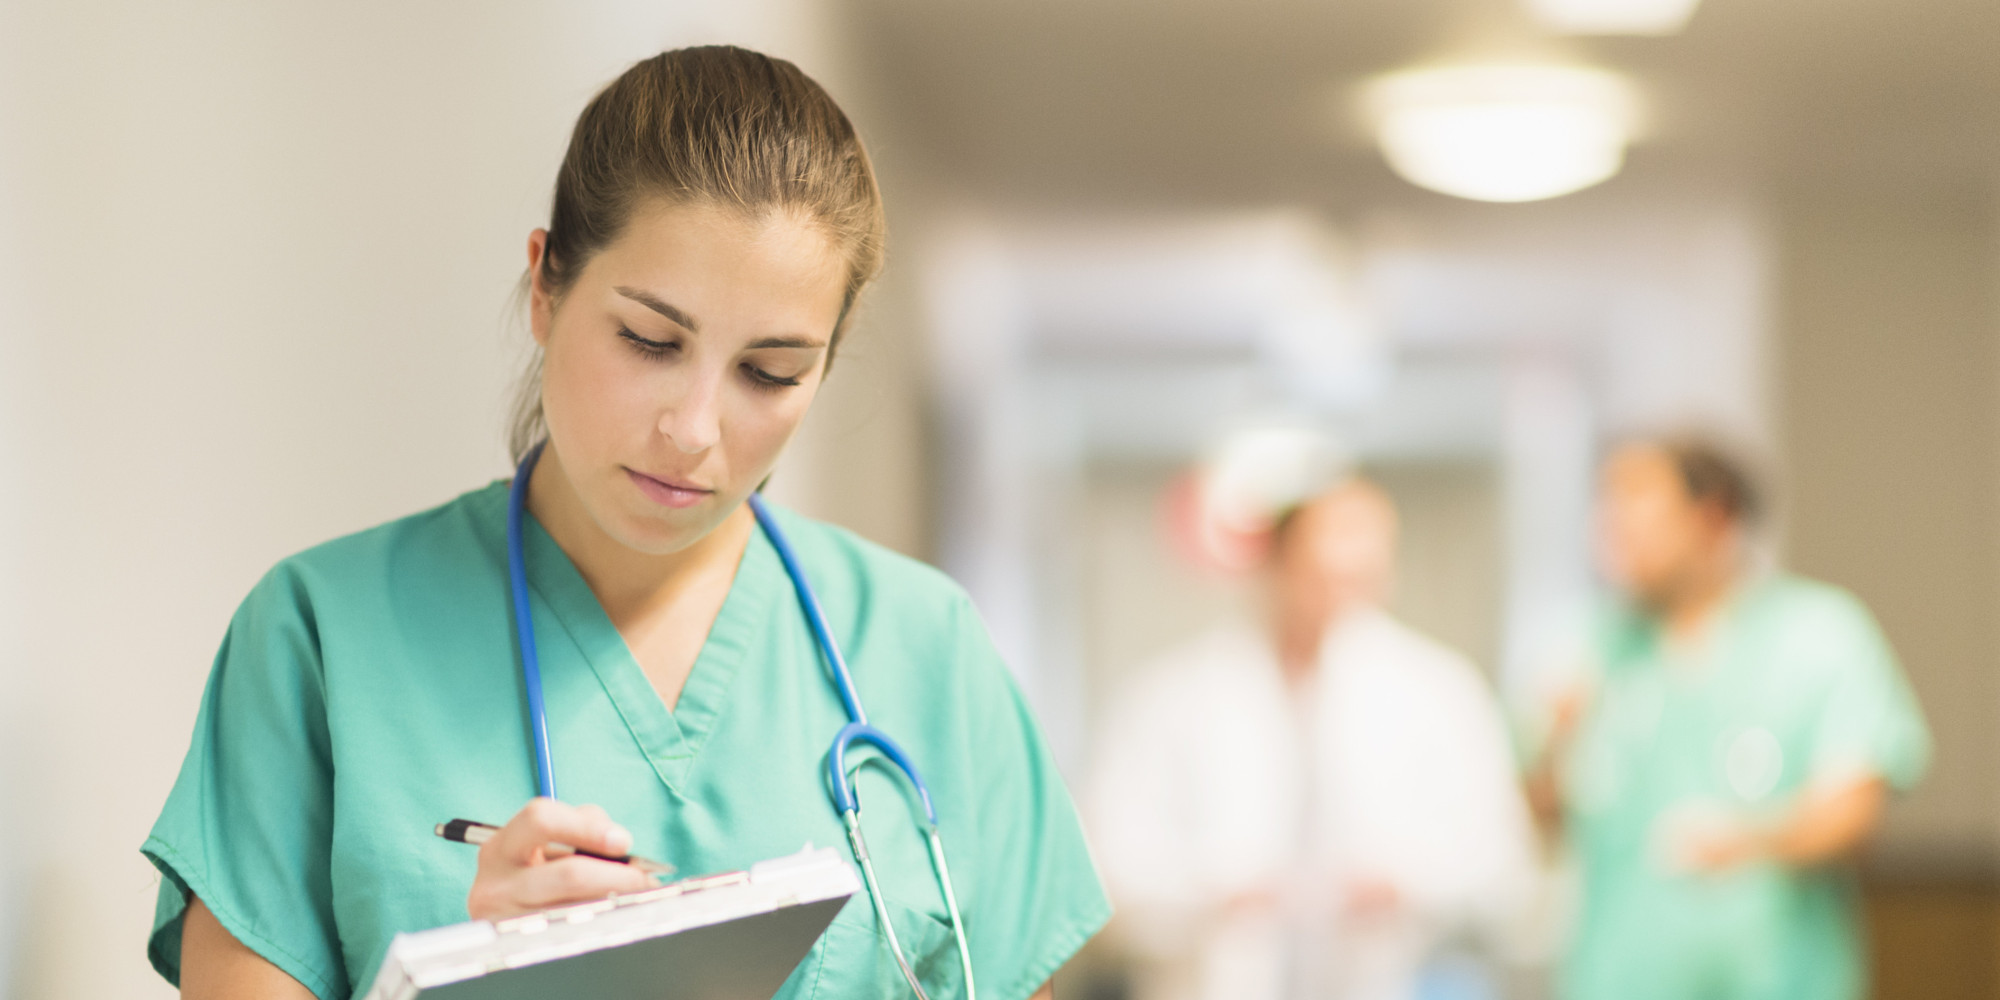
[1603,445,1686,497]
[593,199,848,303]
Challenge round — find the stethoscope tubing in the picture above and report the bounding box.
[504,444,974,1000]
[747,493,869,727]
[508,441,560,800]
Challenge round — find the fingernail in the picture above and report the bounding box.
[605,825,632,854]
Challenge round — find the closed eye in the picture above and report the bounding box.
[618,328,678,357]
[743,363,803,388]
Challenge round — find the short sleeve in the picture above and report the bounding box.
[1798,590,1932,793]
[142,565,346,999]
[953,596,1113,999]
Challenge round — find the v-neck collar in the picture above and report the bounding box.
[1642,572,1775,686]
[519,507,781,793]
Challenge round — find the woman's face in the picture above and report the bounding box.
[528,199,848,555]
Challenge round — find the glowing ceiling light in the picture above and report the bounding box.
[1525,0,1702,35]
[1365,64,1638,203]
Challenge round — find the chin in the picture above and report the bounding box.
[590,502,713,556]
[617,524,710,557]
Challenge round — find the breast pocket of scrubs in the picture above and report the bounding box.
[807,895,963,1000]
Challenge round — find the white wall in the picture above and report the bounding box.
[0,3,836,996]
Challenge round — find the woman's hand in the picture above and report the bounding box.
[466,798,658,921]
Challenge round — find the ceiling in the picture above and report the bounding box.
[835,0,2000,212]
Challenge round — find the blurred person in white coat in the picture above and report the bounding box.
[1090,477,1537,1000]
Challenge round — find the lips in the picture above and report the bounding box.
[625,467,713,509]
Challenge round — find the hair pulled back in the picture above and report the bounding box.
[510,45,886,460]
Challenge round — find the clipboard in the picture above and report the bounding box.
[360,846,860,1000]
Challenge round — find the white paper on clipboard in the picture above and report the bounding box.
[360,845,860,1000]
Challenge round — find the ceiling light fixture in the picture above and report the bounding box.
[1365,64,1638,203]
[1524,0,1701,35]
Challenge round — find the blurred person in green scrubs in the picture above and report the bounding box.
[1526,436,1929,1000]
[143,46,1107,1000]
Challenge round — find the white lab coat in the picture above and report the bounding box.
[1088,609,1537,1000]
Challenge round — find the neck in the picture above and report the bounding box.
[1275,632,1318,685]
[524,445,753,624]
[1271,600,1370,684]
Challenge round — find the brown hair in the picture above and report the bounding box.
[1642,434,1763,525]
[509,45,886,460]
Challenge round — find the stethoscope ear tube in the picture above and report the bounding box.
[844,810,931,1000]
[842,809,977,1000]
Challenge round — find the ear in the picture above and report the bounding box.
[527,228,554,347]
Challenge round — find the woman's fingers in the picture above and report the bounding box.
[469,854,653,919]
[484,798,633,866]
[510,855,658,910]
[467,799,654,920]
[571,803,634,855]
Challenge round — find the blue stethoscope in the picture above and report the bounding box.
[506,442,974,1000]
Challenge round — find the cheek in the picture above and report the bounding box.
[538,342,587,420]
[722,387,818,471]
[541,334,649,449]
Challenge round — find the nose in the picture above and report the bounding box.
[659,367,723,455]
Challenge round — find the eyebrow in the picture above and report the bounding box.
[746,335,828,351]
[615,286,699,332]
[614,286,827,350]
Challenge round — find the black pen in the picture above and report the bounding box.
[435,818,676,877]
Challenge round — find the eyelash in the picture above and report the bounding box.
[745,367,803,388]
[617,328,802,389]
[618,328,677,356]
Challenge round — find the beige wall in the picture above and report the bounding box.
[0,4,839,996]
[1776,179,2000,865]
[1373,461,1505,676]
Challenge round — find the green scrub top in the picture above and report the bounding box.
[1562,574,1929,1000]
[143,482,1110,1000]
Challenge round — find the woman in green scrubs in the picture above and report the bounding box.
[1528,438,1929,1000]
[143,46,1109,1000]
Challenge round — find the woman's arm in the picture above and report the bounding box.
[180,896,317,1000]
[1032,978,1054,999]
